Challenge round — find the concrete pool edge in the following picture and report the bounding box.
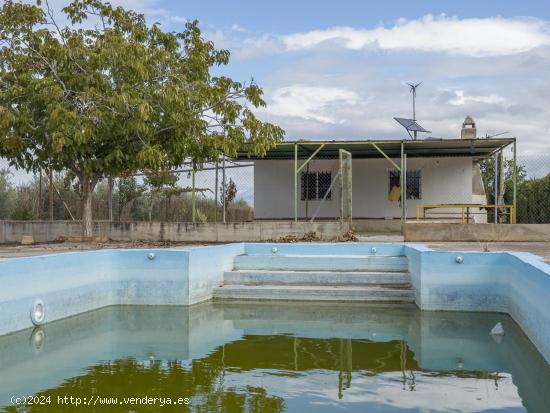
[0,242,549,363]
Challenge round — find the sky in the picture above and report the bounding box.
[2,0,550,182]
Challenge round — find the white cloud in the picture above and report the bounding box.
[205,15,550,61]
[448,90,508,106]
[204,31,282,59]
[282,15,550,57]
[248,43,550,179]
[169,16,188,23]
[262,85,359,124]
[231,24,246,33]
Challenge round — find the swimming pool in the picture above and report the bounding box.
[1,302,549,412]
[0,242,549,412]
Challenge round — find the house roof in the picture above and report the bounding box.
[234,138,515,160]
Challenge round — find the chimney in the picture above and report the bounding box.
[461,116,477,139]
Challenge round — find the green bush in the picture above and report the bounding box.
[11,206,36,220]
[0,169,15,219]
[195,209,208,223]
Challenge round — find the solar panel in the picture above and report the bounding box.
[393,118,431,133]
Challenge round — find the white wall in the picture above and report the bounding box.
[254,157,476,219]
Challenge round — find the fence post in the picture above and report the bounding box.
[38,170,42,219]
[192,163,196,223]
[513,139,517,224]
[403,153,407,222]
[214,161,219,223]
[222,156,226,223]
[108,176,113,221]
[294,143,298,222]
[49,169,53,221]
[494,152,498,224]
[400,142,404,223]
[305,163,310,220]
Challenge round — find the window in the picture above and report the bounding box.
[388,170,422,200]
[301,171,332,201]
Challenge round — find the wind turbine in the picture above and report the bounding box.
[407,82,422,139]
[394,81,430,140]
[408,82,422,118]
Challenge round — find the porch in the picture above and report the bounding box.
[235,138,517,226]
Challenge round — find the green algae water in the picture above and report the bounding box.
[1,302,549,412]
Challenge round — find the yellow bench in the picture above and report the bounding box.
[416,204,515,224]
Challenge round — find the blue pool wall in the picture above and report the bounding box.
[0,242,549,363]
[405,244,550,363]
[0,244,245,336]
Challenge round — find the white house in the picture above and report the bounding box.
[234,119,515,224]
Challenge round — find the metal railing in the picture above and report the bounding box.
[416,204,516,224]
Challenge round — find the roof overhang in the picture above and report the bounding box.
[234,138,515,161]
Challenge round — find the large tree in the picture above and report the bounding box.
[0,0,283,237]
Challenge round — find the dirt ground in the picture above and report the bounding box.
[1,240,549,263]
[0,240,207,259]
[425,242,550,263]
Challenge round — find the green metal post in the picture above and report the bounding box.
[513,139,517,224]
[294,143,298,222]
[400,142,405,223]
[296,143,326,174]
[305,163,310,220]
[403,153,407,223]
[214,161,219,223]
[192,163,196,223]
[339,150,343,239]
[371,142,400,171]
[349,155,353,227]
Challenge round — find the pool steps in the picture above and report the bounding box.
[233,254,408,272]
[214,253,414,302]
[224,270,411,285]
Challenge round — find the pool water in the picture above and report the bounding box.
[0,302,549,412]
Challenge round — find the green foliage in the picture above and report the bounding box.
[144,170,178,192]
[516,173,550,223]
[117,176,145,220]
[0,169,16,219]
[0,0,283,234]
[11,205,36,220]
[0,171,254,223]
[480,157,550,223]
[195,209,208,223]
[479,158,526,205]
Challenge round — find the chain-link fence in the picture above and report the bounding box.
[515,152,550,224]
[0,160,255,224]
[0,147,549,224]
[176,161,254,223]
[478,147,550,224]
[402,146,549,224]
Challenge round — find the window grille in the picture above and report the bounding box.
[388,170,422,200]
[301,171,332,200]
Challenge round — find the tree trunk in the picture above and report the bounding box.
[80,176,95,239]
